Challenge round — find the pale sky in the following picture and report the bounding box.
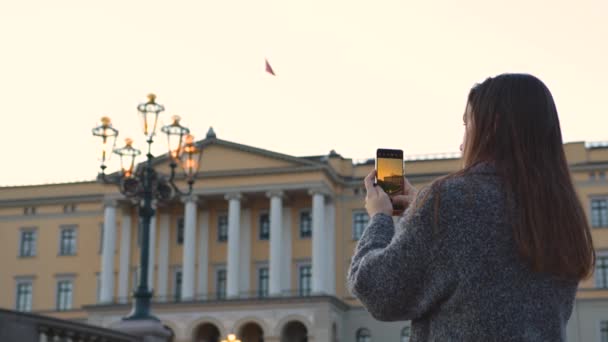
[0,0,606,186]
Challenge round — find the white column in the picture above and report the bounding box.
[197,210,210,296]
[157,212,170,301]
[147,214,157,290]
[100,199,117,303]
[181,196,198,301]
[239,208,252,294]
[117,206,132,303]
[267,191,284,296]
[310,190,327,294]
[225,193,242,298]
[281,207,292,294]
[325,201,336,295]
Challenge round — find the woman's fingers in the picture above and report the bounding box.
[364,170,378,197]
[403,176,417,196]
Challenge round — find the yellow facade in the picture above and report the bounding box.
[1,137,608,322]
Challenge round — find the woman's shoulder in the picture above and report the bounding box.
[417,163,504,211]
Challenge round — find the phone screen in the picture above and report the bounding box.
[376,149,404,196]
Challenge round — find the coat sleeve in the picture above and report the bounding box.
[347,187,458,321]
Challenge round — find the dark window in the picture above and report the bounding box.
[592,199,608,227]
[63,204,76,213]
[99,223,104,254]
[216,269,227,299]
[259,213,270,240]
[600,171,607,180]
[601,320,608,342]
[174,270,182,301]
[218,215,228,242]
[299,211,312,238]
[177,217,184,245]
[356,328,371,342]
[298,265,312,296]
[23,207,36,215]
[258,267,269,297]
[132,268,139,291]
[352,212,369,240]
[596,256,608,289]
[15,282,32,312]
[401,326,411,342]
[19,230,36,257]
[59,227,77,255]
[56,280,73,311]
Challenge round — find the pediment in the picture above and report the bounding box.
[152,138,317,174]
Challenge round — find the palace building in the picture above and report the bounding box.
[1,130,607,342]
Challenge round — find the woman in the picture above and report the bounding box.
[348,73,595,341]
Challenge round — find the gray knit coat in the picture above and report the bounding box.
[347,163,578,341]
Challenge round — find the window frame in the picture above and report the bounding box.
[298,263,312,296]
[23,207,37,216]
[217,213,228,242]
[352,210,369,240]
[131,267,140,292]
[15,278,33,312]
[173,267,183,302]
[55,278,74,311]
[298,209,312,239]
[355,328,371,342]
[215,266,227,299]
[177,217,185,245]
[591,197,608,228]
[58,225,78,256]
[600,320,608,342]
[95,272,101,302]
[19,227,37,257]
[63,204,77,213]
[595,252,608,289]
[98,223,104,254]
[258,212,270,240]
[257,265,269,298]
[401,326,411,342]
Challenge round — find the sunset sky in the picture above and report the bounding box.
[0,0,606,186]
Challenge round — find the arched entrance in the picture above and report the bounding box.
[194,323,221,342]
[238,322,264,342]
[281,321,308,342]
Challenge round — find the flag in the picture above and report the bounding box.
[265,59,276,76]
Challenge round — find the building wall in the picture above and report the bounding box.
[1,139,608,342]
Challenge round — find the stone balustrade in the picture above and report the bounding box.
[0,308,141,342]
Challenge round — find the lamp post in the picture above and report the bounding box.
[221,334,242,342]
[92,94,202,322]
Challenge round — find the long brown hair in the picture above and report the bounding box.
[429,74,594,281]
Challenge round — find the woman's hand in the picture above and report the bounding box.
[364,170,393,217]
[364,170,418,217]
[391,176,417,212]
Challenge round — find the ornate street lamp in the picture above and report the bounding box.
[92,94,202,322]
[91,116,119,173]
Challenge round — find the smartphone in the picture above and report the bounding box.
[376,148,405,199]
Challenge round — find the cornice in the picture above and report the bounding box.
[0,211,103,222]
[83,294,351,312]
[0,194,104,208]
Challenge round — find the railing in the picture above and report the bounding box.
[0,308,141,342]
[107,290,318,305]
